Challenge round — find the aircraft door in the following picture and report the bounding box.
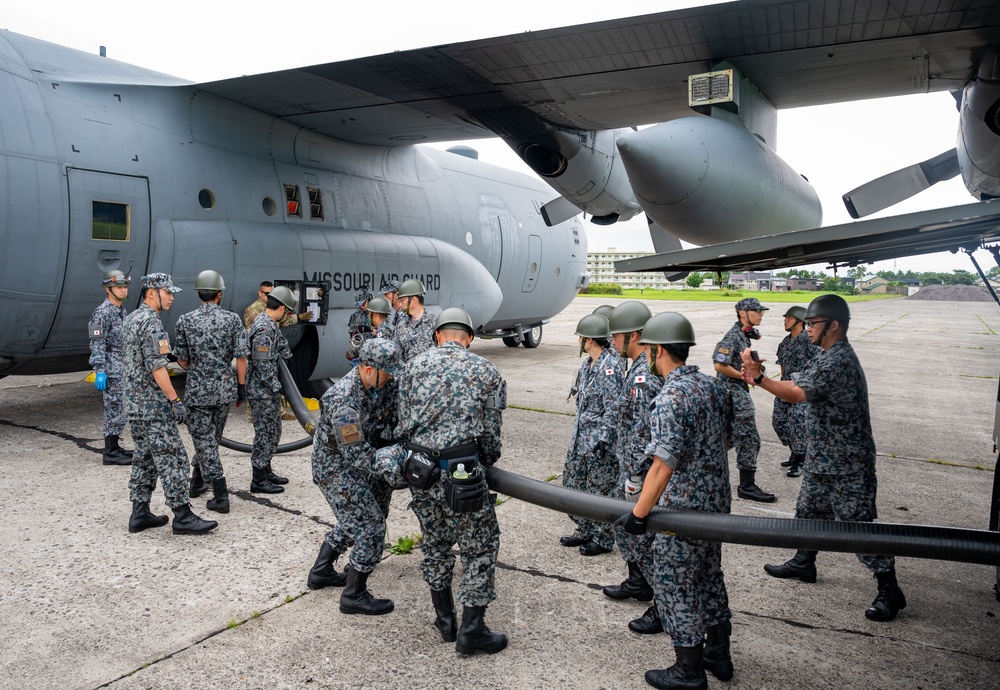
[46,170,150,351]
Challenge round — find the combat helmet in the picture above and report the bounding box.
[269,285,296,311]
[194,269,225,292]
[359,338,403,378]
[638,312,696,346]
[435,307,474,334]
[366,296,393,316]
[575,314,610,339]
[608,301,652,335]
[805,294,850,324]
[592,304,616,321]
[102,270,131,287]
[397,279,426,298]
[783,305,807,322]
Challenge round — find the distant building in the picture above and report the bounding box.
[772,277,820,291]
[586,250,688,290]
[858,274,890,294]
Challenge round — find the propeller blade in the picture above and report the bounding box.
[843,149,959,219]
[540,196,582,226]
[647,216,688,282]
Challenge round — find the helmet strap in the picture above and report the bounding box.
[649,344,659,376]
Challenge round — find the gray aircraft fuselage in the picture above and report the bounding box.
[0,31,587,381]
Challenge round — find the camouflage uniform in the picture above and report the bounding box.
[89,298,128,436]
[612,351,663,579]
[564,346,625,550]
[378,340,505,607]
[312,368,392,573]
[243,298,301,330]
[123,303,189,508]
[246,311,292,470]
[173,302,249,482]
[397,311,437,362]
[773,331,819,454]
[791,339,894,574]
[713,322,759,471]
[646,364,734,647]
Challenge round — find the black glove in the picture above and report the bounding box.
[595,440,610,458]
[236,383,246,407]
[615,511,647,535]
[171,398,187,425]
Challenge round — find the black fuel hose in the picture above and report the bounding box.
[219,360,316,454]
[484,466,1000,567]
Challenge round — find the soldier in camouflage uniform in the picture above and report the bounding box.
[742,294,906,623]
[772,306,819,478]
[601,301,666,635]
[246,286,295,494]
[362,296,401,448]
[395,278,437,361]
[242,280,314,329]
[123,273,218,535]
[561,313,625,556]
[173,270,249,514]
[712,297,776,503]
[373,307,508,655]
[89,270,134,465]
[345,286,374,363]
[379,277,404,329]
[619,311,735,690]
[308,339,404,616]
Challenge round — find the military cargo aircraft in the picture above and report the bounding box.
[4,0,1000,393]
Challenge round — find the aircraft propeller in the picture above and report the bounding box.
[842,149,960,219]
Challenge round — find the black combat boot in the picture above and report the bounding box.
[780,453,794,468]
[603,561,654,601]
[644,644,708,690]
[189,464,209,497]
[171,503,218,535]
[629,605,664,634]
[103,435,132,465]
[265,462,289,485]
[339,565,394,615]
[737,469,776,503]
[431,587,457,642]
[702,620,733,681]
[251,465,284,494]
[456,605,508,655]
[865,569,907,621]
[205,477,230,513]
[786,453,805,478]
[763,549,817,583]
[128,501,169,533]
[307,542,347,589]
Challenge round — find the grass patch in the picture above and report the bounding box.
[978,315,998,335]
[581,289,898,304]
[226,618,242,629]
[959,374,999,380]
[509,403,574,417]
[544,474,558,482]
[389,534,421,555]
[250,611,262,619]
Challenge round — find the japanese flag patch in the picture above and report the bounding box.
[605,368,615,376]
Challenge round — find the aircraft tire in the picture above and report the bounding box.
[522,325,542,349]
[502,336,521,347]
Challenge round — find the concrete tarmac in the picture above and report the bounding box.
[0,296,997,689]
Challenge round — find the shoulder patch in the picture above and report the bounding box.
[717,346,730,355]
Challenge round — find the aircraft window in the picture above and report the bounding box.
[198,189,215,210]
[465,232,473,246]
[262,197,277,216]
[307,187,323,220]
[554,267,560,278]
[92,201,129,241]
[530,261,537,274]
[284,184,302,217]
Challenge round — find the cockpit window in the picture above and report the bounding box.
[92,201,130,241]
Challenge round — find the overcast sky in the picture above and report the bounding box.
[2,0,990,275]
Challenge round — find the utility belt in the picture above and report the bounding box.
[403,440,489,513]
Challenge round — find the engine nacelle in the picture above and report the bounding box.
[957,48,1000,200]
[505,127,642,224]
[617,117,822,245]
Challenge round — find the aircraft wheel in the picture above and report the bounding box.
[502,336,521,347]
[522,325,542,349]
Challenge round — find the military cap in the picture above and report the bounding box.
[354,286,373,308]
[141,273,181,293]
[380,278,400,295]
[735,297,768,312]
[359,338,403,378]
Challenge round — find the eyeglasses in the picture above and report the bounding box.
[259,288,272,296]
[804,320,828,328]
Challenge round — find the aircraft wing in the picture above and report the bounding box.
[613,201,1000,273]
[195,0,1000,146]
